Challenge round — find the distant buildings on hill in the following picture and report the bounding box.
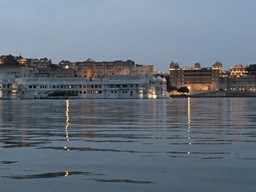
[0,55,155,78]
[59,59,155,78]
[1,54,256,97]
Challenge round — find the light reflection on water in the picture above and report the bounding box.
[0,98,256,192]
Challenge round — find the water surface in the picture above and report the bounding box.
[0,98,256,192]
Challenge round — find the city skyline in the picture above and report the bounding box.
[1,0,256,71]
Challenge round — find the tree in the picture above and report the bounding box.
[177,86,189,94]
[165,75,177,92]
[5,55,19,65]
[247,64,256,75]
[168,85,177,92]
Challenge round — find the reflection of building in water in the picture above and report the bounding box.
[64,100,70,151]
[0,100,29,147]
[187,97,192,147]
[187,97,191,131]
[230,98,246,129]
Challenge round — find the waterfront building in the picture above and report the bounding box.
[0,74,17,99]
[0,74,168,99]
[218,75,256,93]
[218,64,256,95]
[169,61,223,95]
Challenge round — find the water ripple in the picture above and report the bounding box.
[3,171,102,180]
[0,161,18,164]
[39,146,155,154]
[90,178,156,184]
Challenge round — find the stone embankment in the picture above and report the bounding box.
[191,91,256,97]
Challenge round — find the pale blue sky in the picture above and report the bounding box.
[1,0,256,71]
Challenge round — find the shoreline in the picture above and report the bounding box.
[170,91,256,98]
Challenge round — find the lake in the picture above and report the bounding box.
[0,98,256,192]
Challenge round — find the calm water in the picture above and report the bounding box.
[0,98,256,192]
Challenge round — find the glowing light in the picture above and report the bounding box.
[65,65,69,69]
[64,146,70,151]
[64,171,69,177]
[187,97,192,148]
[66,99,70,137]
[64,100,70,151]
[187,97,191,130]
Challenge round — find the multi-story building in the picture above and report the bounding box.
[229,65,248,77]
[218,64,256,95]
[218,75,256,92]
[0,65,27,77]
[27,58,52,68]
[66,59,156,78]
[169,61,223,94]
[131,64,155,75]
[0,56,27,77]
[0,74,18,99]
[75,59,134,78]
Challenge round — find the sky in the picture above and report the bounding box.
[1,0,256,71]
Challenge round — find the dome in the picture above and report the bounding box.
[194,63,201,69]
[213,61,223,68]
[87,58,94,62]
[169,61,179,69]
